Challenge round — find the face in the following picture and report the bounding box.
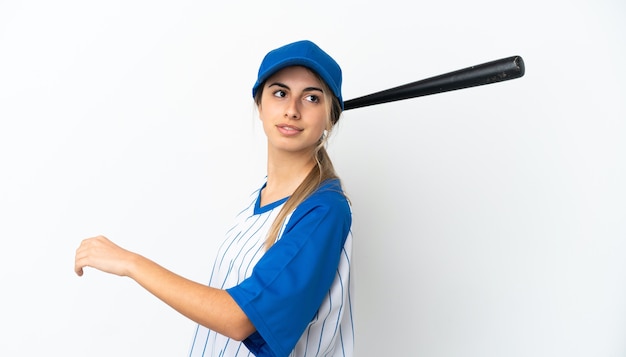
[257,66,330,156]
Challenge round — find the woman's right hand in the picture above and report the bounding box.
[74,235,137,277]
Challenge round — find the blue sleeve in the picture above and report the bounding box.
[226,181,351,357]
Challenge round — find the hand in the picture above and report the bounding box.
[74,235,136,277]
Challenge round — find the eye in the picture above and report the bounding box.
[272,89,287,98]
[305,94,320,103]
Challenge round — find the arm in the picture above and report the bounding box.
[74,235,255,341]
[227,186,352,355]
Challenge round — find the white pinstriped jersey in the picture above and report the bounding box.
[188,179,354,357]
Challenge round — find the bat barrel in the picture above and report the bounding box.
[343,55,525,111]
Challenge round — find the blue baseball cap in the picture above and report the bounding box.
[252,40,343,109]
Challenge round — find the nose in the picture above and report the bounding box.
[284,98,301,120]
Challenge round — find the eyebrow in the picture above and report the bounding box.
[268,82,324,93]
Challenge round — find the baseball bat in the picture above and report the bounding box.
[343,55,525,111]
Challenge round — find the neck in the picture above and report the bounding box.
[262,148,316,206]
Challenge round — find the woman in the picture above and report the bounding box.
[74,40,354,357]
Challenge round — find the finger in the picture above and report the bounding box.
[74,238,92,277]
[74,253,86,276]
[74,255,85,276]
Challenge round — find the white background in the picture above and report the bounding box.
[1,1,624,356]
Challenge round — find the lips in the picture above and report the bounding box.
[276,124,303,136]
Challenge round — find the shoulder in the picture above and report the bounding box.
[305,178,349,209]
[289,178,351,225]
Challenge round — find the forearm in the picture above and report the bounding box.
[75,236,255,340]
[127,253,256,341]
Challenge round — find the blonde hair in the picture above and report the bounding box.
[254,69,345,250]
